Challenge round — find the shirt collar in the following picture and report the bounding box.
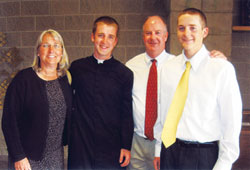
[181,44,209,72]
[93,54,112,64]
[144,50,167,67]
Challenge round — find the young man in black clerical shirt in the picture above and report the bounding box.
[68,16,134,170]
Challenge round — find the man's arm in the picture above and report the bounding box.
[213,63,242,170]
[154,157,160,170]
[153,116,165,170]
[119,69,134,166]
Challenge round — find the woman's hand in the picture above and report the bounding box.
[14,157,31,170]
[210,50,227,60]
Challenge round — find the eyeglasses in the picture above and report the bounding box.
[40,44,62,49]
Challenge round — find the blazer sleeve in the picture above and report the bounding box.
[1,73,26,162]
[120,69,134,150]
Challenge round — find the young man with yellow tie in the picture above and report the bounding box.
[160,8,242,170]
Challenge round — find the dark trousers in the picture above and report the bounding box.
[160,139,218,170]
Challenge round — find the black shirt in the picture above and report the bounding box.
[68,56,134,169]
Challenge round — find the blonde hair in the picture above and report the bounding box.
[32,29,69,77]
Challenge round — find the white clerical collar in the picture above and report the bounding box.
[93,55,111,64]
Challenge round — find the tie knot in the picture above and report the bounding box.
[186,61,191,70]
[151,59,157,63]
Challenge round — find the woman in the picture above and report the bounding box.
[2,29,72,170]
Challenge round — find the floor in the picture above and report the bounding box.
[0,155,7,170]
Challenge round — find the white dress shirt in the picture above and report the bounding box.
[160,45,242,170]
[126,50,174,157]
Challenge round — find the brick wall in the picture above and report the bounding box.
[0,0,170,66]
[232,0,250,110]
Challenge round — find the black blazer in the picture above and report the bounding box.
[2,67,72,162]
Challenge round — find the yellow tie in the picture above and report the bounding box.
[161,61,191,148]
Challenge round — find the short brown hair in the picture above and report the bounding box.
[178,8,207,28]
[92,16,119,37]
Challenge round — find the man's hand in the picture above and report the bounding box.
[14,157,31,170]
[210,50,227,60]
[154,157,160,170]
[119,148,131,167]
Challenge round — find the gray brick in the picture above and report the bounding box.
[170,0,201,11]
[36,16,64,31]
[21,1,49,16]
[83,47,94,57]
[5,32,21,47]
[206,13,232,35]
[142,0,168,15]
[7,17,35,31]
[118,31,126,46]
[112,46,126,63]
[231,47,250,63]
[80,31,92,46]
[238,78,249,96]
[61,31,81,46]
[65,15,93,30]
[67,47,84,62]
[80,0,111,14]
[20,47,35,65]
[169,33,182,56]
[21,32,40,47]
[234,63,250,79]
[126,46,145,60]
[0,2,20,17]
[111,0,142,14]
[202,0,233,12]
[67,47,91,62]
[0,0,20,2]
[0,18,6,32]
[245,32,250,47]
[232,32,246,47]
[111,15,125,31]
[119,30,143,46]
[232,14,240,26]
[51,0,80,15]
[242,94,250,109]
[0,148,7,157]
[126,14,146,30]
[169,11,178,34]
[204,35,231,57]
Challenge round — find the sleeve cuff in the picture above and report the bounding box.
[213,159,232,170]
[154,141,162,157]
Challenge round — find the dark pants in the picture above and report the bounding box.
[160,139,218,170]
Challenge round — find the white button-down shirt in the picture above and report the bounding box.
[126,50,174,157]
[160,45,242,170]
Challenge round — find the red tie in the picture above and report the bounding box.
[145,59,157,140]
